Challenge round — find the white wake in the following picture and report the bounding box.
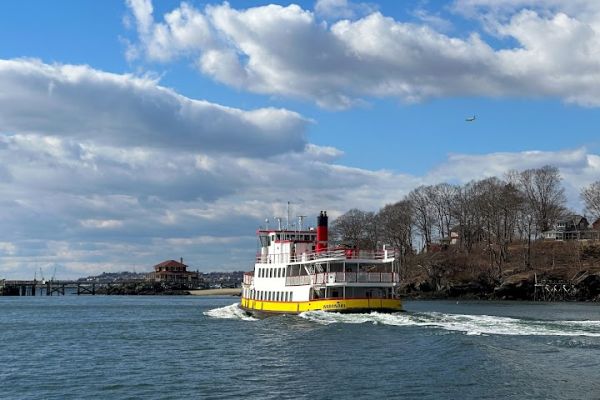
[299,311,600,337]
[203,303,257,321]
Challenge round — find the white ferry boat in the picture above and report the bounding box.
[240,211,402,315]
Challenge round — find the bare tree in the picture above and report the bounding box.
[517,165,566,234]
[474,177,522,276]
[362,211,381,250]
[408,186,435,251]
[581,181,600,220]
[429,183,457,240]
[330,209,380,250]
[451,181,484,253]
[378,200,413,275]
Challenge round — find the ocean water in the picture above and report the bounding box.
[1,297,600,399]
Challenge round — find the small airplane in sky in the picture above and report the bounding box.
[465,115,476,122]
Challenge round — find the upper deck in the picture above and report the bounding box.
[256,248,397,264]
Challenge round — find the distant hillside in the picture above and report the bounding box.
[78,271,147,282]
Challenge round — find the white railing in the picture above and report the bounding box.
[257,249,397,264]
[243,272,254,285]
[285,275,312,286]
[285,272,399,286]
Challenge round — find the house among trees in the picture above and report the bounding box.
[146,258,200,288]
[542,215,600,241]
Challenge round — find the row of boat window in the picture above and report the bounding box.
[245,289,293,302]
[257,267,286,278]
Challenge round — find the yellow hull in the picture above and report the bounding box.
[240,297,402,315]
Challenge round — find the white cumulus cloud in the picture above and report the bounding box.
[124,1,600,109]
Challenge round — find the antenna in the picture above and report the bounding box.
[265,218,269,230]
[286,201,290,230]
[298,215,306,231]
[276,217,282,230]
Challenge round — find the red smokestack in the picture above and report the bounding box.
[316,211,328,253]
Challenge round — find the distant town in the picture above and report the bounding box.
[1,258,244,296]
[78,259,244,289]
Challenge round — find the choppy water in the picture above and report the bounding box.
[1,297,600,399]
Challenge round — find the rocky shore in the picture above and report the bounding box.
[401,269,600,301]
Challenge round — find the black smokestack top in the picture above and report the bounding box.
[316,211,328,253]
[317,211,328,227]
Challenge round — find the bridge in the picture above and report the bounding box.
[0,279,146,296]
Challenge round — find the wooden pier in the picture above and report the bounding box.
[0,279,141,296]
[533,274,577,301]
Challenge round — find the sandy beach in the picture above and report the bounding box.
[189,288,241,296]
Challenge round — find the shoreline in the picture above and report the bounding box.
[189,288,241,296]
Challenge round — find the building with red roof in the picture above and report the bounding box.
[146,258,200,288]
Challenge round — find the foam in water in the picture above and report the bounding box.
[204,303,257,321]
[299,311,600,337]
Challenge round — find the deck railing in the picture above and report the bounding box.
[243,272,254,285]
[285,272,399,286]
[256,249,397,264]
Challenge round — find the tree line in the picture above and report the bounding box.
[331,166,600,276]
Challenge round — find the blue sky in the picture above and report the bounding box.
[1,0,600,278]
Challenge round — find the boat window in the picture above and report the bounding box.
[259,234,269,247]
[284,292,288,302]
[290,292,293,301]
[276,292,280,301]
